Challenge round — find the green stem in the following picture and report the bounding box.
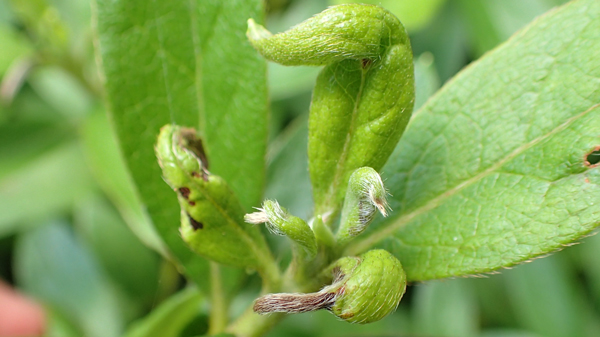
[257,255,282,294]
[208,262,228,334]
[226,309,285,337]
[226,266,284,337]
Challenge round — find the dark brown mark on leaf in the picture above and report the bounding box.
[188,201,196,206]
[180,128,209,169]
[178,187,191,199]
[361,58,372,68]
[187,213,203,230]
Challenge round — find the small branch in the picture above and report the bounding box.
[226,308,285,337]
[208,262,228,334]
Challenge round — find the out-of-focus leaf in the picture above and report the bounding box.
[49,0,91,39]
[331,0,446,31]
[0,120,72,177]
[94,0,268,286]
[0,1,14,23]
[502,255,589,337]
[0,85,65,124]
[412,279,478,337]
[472,275,517,328]
[410,1,468,82]
[348,0,600,281]
[413,52,441,111]
[268,63,319,101]
[265,116,312,220]
[123,287,202,337]
[456,0,502,56]
[578,233,600,309]
[0,24,32,76]
[266,0,325,100]
[0,142,94,237]
[9,0,69,53]
[484,0,568,41]
[44,309,81,337]
[28,66,94,120]
[458,0,570,56]
[81,110,166,255]
[480,330,544,337]
[265,304,411,337]
[14,220,123,337]
[74,196,160,309]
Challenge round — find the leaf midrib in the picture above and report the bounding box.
[320,62,368,218]
[345,102,600,256]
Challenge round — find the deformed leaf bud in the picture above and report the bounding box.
[253,249,406,324]
[331,249,405,323]
[245,200,317,258]
[155,124,271,268]
[337,167,389,244]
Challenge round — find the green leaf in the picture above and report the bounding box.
[0,23,32,76]
[480,331,544,337]
[81,110,166,255]
[456,0,503,55]
[0,120,72,177]
[578,233,600,308]
[123,287,202,337]
[458,0,569,56]
[502,255,589,337]
[196,2,268,211]
[265,116,312,220]
[412,279,478,337]
[28,66,94,121]
[0,141,94,237]
[74,196,160,309]
[413,52,441,111]
[347,0,600,281]
[409,2,468,82]
[94,0,268,285]
[14,220,124,337]
[155,124,274,270]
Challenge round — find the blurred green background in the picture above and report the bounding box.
[2,0,600,336]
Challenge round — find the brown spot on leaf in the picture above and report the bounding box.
[186,213,203,230]
[180,128,209,169]
[188,201,196,206]
[178,187,191,199]
[361,58,372,68]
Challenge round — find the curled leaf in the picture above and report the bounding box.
[337,167,389,244]
[155,125,273,269]
[245,200,317,258]
[247,4,415,221]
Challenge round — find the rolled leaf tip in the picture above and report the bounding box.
[247,18,272,42]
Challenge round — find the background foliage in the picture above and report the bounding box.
[1,0,599,336]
